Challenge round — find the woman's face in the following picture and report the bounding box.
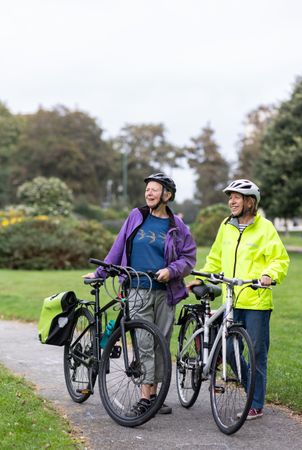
[145,181,164,208]
[228,192,244,216]
[228,192,255,219]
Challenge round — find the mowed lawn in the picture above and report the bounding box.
[0,249,301,415]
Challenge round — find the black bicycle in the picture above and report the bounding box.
[63,258,172,427]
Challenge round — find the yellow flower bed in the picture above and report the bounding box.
[0,209,49,227]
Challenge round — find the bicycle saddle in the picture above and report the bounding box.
[192,283,222,301]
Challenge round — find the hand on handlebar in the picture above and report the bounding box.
[156,268,170,283]
[82,272,96,279]
[260,275,272,286]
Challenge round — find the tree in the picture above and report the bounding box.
[235,105,275,179]
[256,77,302,219]
[0,102,21,206]
[114,123,183,207]
[11,106,116,204]
[186,125,230,207]
[17,176,74,216]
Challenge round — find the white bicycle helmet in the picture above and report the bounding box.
[223,179,261,205]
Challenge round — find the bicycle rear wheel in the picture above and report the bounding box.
[99,319,171,427]
[176,313,202,408]
[210,326,256,435]
[64,307,97,403]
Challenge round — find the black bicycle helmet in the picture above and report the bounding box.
[144,172,176,201]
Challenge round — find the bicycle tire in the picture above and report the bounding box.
[99,319,172,427]
[210,325,256,435]
[64,307,97,403]
[176,313,202,408]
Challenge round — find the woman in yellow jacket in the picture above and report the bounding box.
[188,179,290,420]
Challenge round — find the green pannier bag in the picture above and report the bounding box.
[38,291,78,346]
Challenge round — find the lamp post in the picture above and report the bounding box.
[122,146,128,207]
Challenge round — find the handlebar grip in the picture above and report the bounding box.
[191,270,211,278]
[88,258,124,277]
[253,279,277,286]
[146,270,158,280]
[89,258,109,267]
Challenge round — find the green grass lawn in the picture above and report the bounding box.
[0,247,301,448]
[0,364,83,449]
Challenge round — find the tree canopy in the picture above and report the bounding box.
[186,125,230,207]
[10,106,115,204]
[1,83,302,222]
[256,78,302,218]
[114,123,183,207]
[235,105,275,180]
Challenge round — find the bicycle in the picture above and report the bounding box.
[63,258,172,427]
[176,271,275,435]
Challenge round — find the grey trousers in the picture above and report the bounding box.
[129,289,175,384]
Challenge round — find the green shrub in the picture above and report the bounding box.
[0,216,114,269]
[74,202,128,233]
[17,176,73,216]
[74,202,127,221]
[191,203,230,246]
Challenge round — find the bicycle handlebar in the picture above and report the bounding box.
[89,258,127,277]
[88,258,159,283]
[191,270,276,288]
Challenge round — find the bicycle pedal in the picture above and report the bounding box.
[76,388,92,395]
[211,385,225,394]
[110,345,121,358]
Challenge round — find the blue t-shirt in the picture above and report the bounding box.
[130,214,169,289]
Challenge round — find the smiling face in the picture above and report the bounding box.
[228,192,244,216]
[228,192,256,222]
[145,181,171,211]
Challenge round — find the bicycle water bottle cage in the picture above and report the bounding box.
[192,283,222,301]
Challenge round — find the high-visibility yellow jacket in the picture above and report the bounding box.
[200,213,290,310]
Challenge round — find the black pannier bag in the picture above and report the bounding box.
[38,291,78,346]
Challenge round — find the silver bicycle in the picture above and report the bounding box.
[176,271,275,435]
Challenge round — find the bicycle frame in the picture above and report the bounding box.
[75,270,154,388]
[178,280,247,382]
[176,271,275,434]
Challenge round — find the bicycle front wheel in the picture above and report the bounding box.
[176,313,202,408]
[64,307,97,403]
[210,326,256,435]
[99,319,172,427]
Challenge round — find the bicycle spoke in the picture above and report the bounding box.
[210,326,256,434]
[99,320,171,427]
[176,313,202,408]
[64,308,96,403]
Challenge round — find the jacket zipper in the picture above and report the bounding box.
[233,231,243,277]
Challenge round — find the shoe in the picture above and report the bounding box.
[150,396,172,414]
[237,408,263,420]
[126,398,152,417]
[158,403,172,414]
[246,408,263,420]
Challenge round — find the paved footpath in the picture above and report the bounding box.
[1,319,302,450]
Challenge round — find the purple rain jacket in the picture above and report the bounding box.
[95,205,197,306]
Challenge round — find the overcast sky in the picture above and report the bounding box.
[1,0,302,201]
